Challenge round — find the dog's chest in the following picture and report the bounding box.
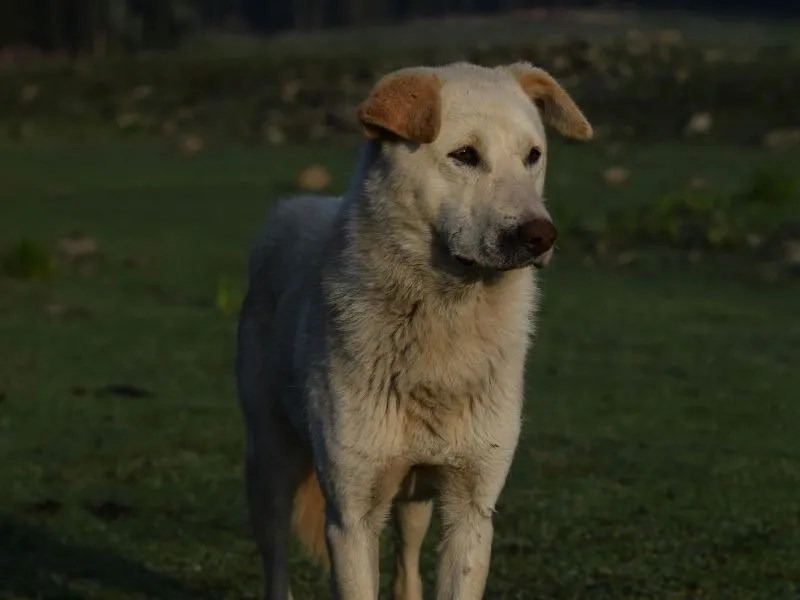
[349,296,531,458]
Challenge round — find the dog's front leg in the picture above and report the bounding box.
[326,511,381,600]
[323,459,402,600]
[434,458,513,600]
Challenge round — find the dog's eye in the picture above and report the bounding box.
[526,147,543,166]
[448,146,481,167]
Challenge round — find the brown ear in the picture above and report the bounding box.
[507,62,593,141]
[358,69,442,144]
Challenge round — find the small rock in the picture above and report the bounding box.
[703,48,725,64]
[264,125,286,146]
[131,85,153,101]
[684,112,713,137]
[763,128,800,150]
[297,165,332,192]
[553,55,571,72]
[20,84,39,102]
[617,62,633,79]
[56,235,99,260]
[281,81,301,102]
[674,68,690,84]
[181,134,204,155]
[688,176,709,190]
[626,28,645,42]
[603,166,631,185]
[783,240,800,266]
[309,123,330,140]
[162,121,177,136]
[656,29,683,46]
[745,233,763,249]
[45,303,91,319]
[46,303,65,317]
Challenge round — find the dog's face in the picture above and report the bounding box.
[358,62,593,272]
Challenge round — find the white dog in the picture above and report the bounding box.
[236,61,593,600]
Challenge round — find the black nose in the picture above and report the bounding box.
[516,218,557,257]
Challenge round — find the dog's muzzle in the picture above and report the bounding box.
[499,217,557,269]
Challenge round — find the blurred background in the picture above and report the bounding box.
[1,1,799,599]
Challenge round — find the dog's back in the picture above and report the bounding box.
[237,195,344,574]
[245,195,342,308]
[236,194,342,420]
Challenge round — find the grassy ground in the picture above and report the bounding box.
[1,137,799,599]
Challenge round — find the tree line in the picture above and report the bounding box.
[0,0,795,56]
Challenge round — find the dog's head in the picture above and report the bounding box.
[357,62,592,272]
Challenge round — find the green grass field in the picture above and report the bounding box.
[1,136,799,599]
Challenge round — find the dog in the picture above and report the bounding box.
[236,61,592,600]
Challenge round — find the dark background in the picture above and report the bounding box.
[1,0,798,54]
[1,1,799,599]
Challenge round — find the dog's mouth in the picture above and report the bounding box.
[453,255,477,268]
[531,247,554,269]
[453,254,550,272]
[453,254,547,272]
[438,231,553,274]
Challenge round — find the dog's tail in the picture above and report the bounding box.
[292,470,330,569]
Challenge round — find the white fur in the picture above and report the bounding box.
[236,61,591,600]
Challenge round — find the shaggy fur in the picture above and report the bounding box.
[236,61,592,600]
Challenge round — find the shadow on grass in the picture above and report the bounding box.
[0,514,219,599]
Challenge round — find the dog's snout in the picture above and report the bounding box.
[516,218,557,257]
[495,217,557,270]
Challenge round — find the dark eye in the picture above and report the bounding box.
[526,147,542,166]
[448,146,481,167]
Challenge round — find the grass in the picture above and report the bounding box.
[1,137,799,599]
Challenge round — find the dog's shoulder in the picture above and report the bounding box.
[256,194,343,251]
[247,195,343,276]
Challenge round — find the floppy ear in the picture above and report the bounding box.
[506,62,593,141]
[358,68,442,144]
